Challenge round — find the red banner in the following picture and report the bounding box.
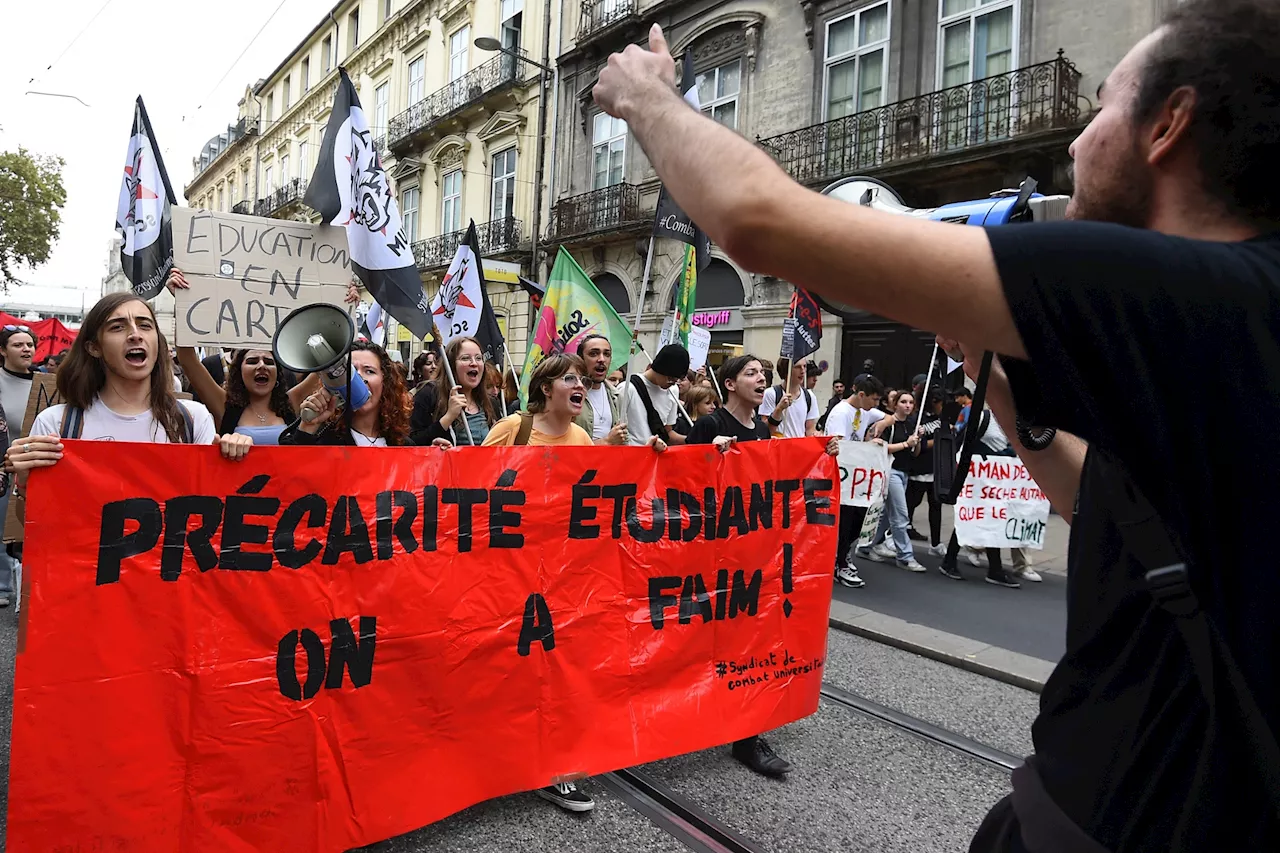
[0,312,77,362]
[10,440,837,852]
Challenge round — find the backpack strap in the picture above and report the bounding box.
[629,374,666,439]
[178,403,195,444]
[514,412,534,446]
[60,406,84,439]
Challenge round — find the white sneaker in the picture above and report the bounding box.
[898,559,926,572]
[863,543,896,563]
[966,550,987,568]
[1014,566,1042,582]
[928,543,947,557]
[835,565,866,588]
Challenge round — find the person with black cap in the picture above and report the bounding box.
[622,343,689,447]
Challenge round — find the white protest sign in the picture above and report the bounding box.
[172,207,353,348]
[687,326,711,370]
[837,441,890,507]
[954,455,1051,549]
[857,496,885,547]
[658,314,675,348]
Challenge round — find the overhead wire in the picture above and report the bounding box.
[184,0,296,123]
[28,0,117,83]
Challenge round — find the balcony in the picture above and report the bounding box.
[231,200,253,216]
[758,52,1084,188]
[411,217,523,271]
[577,0,638,42]
[388,52,528,153]
[550,183,649,242]
[254,177,308,218]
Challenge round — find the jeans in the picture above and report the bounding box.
[866,469,913,564]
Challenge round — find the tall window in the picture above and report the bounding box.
[824,2,889,120]
[697,60,741,129]
[449,26,470,81]
[280,154,290,184]
[301,57,310,90]
[374,82,390,138]
[217,186,225,211]
[383,0,394,22]
[242,170,250,200]
[592,113,626,189]
[500,0,523,50]
[939,0,1015,88]
[283,75,292,110]
[229,176,238,204]
[401,187,420,241]
[407,56,425,103]
[266,93,275,122]
[322,36,333,72]
[298,141,309,180]
[490,148,517,221]
[348,10,360,52]
[939,0,1016,146]
[264,165,274,195]
[441,170,462,232]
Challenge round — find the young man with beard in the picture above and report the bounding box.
[688,355,840,779]
[594,2,1280,847]
[824,375,886,587]
[573,334,627,445]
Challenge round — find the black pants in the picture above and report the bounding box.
[942,529,1002,573]
[836,505,868,567]
[905,479,942,546]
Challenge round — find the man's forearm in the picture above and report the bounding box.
[619,84,1025,359]
[984,369,1085,523]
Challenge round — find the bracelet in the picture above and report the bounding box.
[1015,415,1057,451]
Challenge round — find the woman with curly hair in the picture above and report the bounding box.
[281,340,424,447]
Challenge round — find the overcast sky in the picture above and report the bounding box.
[3,0,336,302]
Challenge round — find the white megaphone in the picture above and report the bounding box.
[272,303,371,422]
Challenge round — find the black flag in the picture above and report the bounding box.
[651,52,710,271]
[114,96,175,300]
[430,221,506,367]
[305,69,432,340]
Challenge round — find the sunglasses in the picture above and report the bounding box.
[560,374,585,387]
[3,325,31,333]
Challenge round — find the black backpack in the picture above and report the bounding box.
[60,404,195,443]
[629,375,668,439]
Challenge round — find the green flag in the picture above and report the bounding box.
[521,247,633,402]
[673,243,697,347]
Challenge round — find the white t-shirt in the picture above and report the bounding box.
[623,375,677,446]
[31,399,217,444]
[759,386,820,438]
[586,383,613,441]
[823,399,885,441]
[352,431,388,447]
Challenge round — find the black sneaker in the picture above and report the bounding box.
[938,563,964,581]
[835,565,865,588]
[907,527,927,542]
[536,781,595,812]
[731,736,791,778]
[985,569,1021,589]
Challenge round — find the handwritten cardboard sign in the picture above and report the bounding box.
[954,455,1051,549]
[173,207,352,348]
[836,440,890,508]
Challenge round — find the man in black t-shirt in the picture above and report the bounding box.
[595,2,1280,848]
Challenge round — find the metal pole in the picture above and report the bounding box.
[916,342,939,435]
[503,343,522,413]
[631,233,657,357]
[529,0,553,292]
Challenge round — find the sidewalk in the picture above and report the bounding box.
[911,504,1070,577]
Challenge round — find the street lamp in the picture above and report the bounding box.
[475,35,555,308]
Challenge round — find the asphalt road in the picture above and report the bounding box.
[841,548,1068,664]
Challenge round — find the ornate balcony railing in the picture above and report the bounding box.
[411,217,523,271]
[254,177,308,218]
[231,199,253,216]
[389,51,526,151]
[373,135,388,163]
[550,183,647,241]
[578,0,637,41]
[758,52,1084,187]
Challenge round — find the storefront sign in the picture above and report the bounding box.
[691,308,743,331]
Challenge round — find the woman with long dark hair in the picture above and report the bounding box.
[281,340,417,446]
[430,337,500,445]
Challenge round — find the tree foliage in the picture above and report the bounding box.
[0,148,67,288]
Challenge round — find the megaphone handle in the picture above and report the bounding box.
[301,405,320,423]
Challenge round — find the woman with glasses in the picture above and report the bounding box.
[482,354,596,447]
[413,337,499,446]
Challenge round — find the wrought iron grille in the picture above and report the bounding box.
[758,52,1083,187]
[389,51,526,150]
[231,199,253,216]
[254,177,308,218]
[550,183,645,241]
[411,217,523,270]
[577,0,637,40]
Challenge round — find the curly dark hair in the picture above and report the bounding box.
[224,349,293,420]
[332,340,411,445]
[1135,0,1280,227]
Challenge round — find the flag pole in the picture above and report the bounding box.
[135,96,177,205]
[440,355,473,445]
[706,363,723,402]
[630,234,658,356]
[502,343,521,413]
[916,342,940,435]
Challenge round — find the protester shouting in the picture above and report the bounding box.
[415,337,501,446]
[574,333,626,445]
[0,323,38,610]
[859,392,925,571]
[3,293,253,491]
[686,353,838,779]
[759,358,819,438]
[281,341,419,447]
